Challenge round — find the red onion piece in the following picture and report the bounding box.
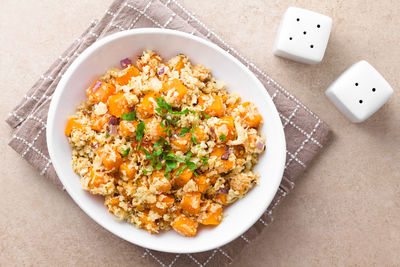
[221,147,230,160]
[108,116,119,125]
[158,67,165,75]
[129,106,135,112]
[256,141,265,151]
[109,125,118,135]
[120,58,132,68]
[92,81,102,93]
[217,186,229,194]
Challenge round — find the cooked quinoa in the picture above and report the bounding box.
[65,50,265,237]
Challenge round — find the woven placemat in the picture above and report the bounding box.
[7,0,331,266]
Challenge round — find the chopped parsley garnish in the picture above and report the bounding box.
[171,108,189,115]
[142,167,153,175]
[121,111,137,121]
[179,127,190,137]
[219,134,227,142]
[105,133,110,138]
[121,147,130,157]
[136,121,145,142]
[191,134,197,144]
[200,111,210,119]
[201,156,209,165]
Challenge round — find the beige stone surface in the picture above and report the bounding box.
[1,0,399,265]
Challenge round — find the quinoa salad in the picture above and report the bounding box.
[65,50,266,237]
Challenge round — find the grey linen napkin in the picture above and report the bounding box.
[6,0,332,266]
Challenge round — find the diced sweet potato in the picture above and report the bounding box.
[162,79,187,103]
[88,168,113,189]
[195,174,211,193]
[98,145,123,171]
[193,126,208,142]
[181,192,201,215]
[119,120,138,137]
[90,114,111,132]
[108,93,129,118]
[116,65,140,86]
[144,117,167,142]
[199,202,223,225]
[172,214,198,237]
[150,170,172,193]
[213,116,235,143]
[210,146,235,173]
[173,165,193,187]
[150,194,175,215]
[198,94,225,117]
[170,132,191,152]
[215,193,227,205]
[139,210,158,234]
[229,102,262,128]
[65,117,83,136]
[86,80,115,104]
[136,91,159,118]
[119,162,137,179]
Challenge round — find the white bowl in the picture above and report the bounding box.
[47,28,286,253]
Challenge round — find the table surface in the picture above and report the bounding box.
[1,0,399,266]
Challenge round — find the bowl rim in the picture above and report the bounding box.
[47,28,286,253]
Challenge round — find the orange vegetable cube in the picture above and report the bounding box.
[98,145,123,171]
[229,102,262,128]
[162,79,188,103]
[194,126,208,142]
[150,194,175,215]
[215,193,227,205]
[213,116,235,143]
[170,132,191,152]
[173,165,193,187]
[139,210,158,234]
[198,94,225,117]
[172,214,198,237]
[119,120,138,137]
[108,93,129,118]
[116,65,140,86]
[150,170,172,193]
[144,117,167,142]
[88,168,113,189]
[90,114,111,132]
[65,117,83,136]
[86,80,115,104]
[210,146,235,173]
[137,91,159,118]
[195,174,211,193]
[181,192,201,215]
[119,162,137,179]
[199,202,223,225]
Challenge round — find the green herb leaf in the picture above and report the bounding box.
[189,110,196,115]
[187,161,197,171]
[121,111,137,121]
[156,97,172,111]
[105,133,110,138]
[176,164,187,175]
[121,147,130,157]
[136,121,145,142]
[153,148,162,157]
[191,134,197,144]
[171,108,189,115]
[201,156,209,165]
[219,134,227,142]
[165,160,177,173]
[164,173,171,179]
[179,127,190,137]
[159,120,166,129]
[185,151,192,162]
[193,171,199,177]
[142,167,153,175]
[155,161,162,170]
[141,148,152,160]
[201,111,210,119]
